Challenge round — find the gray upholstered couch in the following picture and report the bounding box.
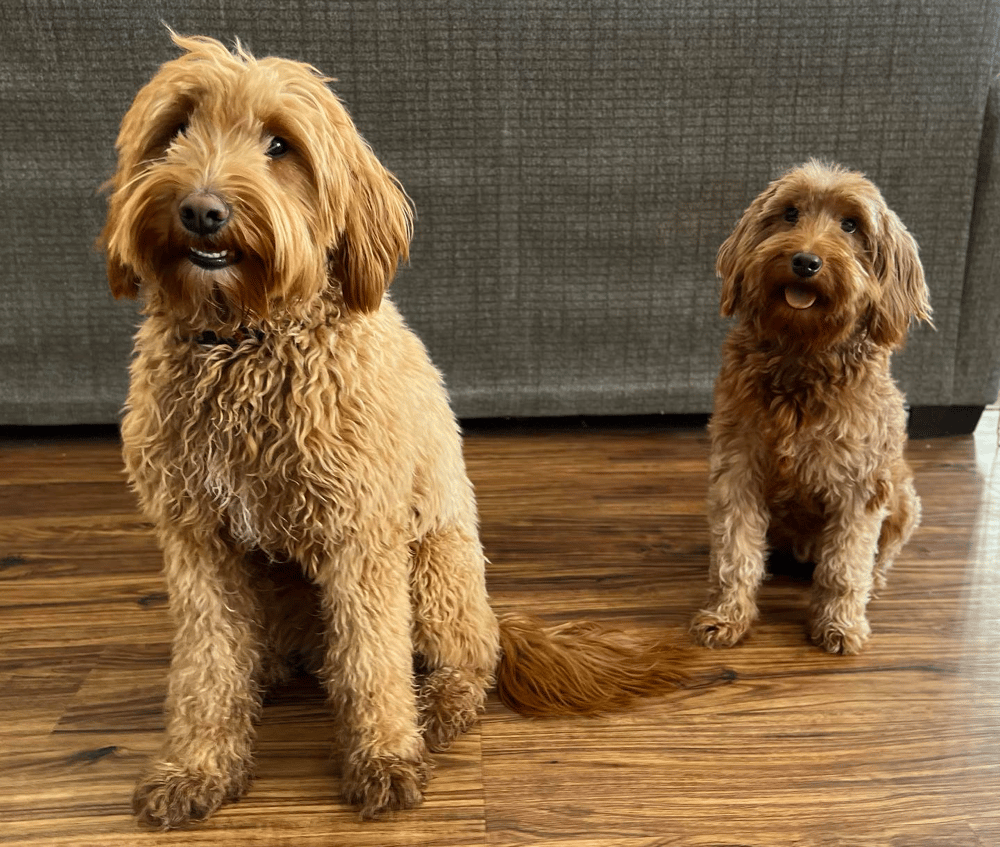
[3,1,999,433]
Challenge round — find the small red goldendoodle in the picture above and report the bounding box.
[101,34,683,829]
[691,160,932,655]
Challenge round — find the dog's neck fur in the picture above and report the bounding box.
[724,322,891,416]
[144,282,353,348]
[194,327,266,348]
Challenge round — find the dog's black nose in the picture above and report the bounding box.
[179,192,231,236]
[791,252,823,278]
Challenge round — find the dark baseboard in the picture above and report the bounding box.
[460,413,711,435]
[908,405,986,438]
[0,407,983,441]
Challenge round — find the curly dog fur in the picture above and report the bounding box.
[101,34,684,829]
[691,161,932,655]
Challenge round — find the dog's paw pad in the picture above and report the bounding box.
[132,765,243,829]
[690,612,750,648]
[345,754,429,819]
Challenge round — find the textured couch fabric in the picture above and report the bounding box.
[2,1,999,425]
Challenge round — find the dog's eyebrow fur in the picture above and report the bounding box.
[139,97,197,160]
[762,177,883,236]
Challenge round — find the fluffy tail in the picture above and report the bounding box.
[495,613,688,717]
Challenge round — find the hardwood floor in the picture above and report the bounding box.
[1,413,997,846]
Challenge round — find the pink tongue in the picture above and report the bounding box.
[784,285,817,309]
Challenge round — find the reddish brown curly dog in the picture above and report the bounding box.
[101,34,684,829]
[691,161,932,655]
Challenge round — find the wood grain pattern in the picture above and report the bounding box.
[1,414,997,846]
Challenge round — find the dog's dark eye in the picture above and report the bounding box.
[841,218,858,233]
[783,207,799,224]
[266,137,290,158]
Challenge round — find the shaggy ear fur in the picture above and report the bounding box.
[716,181,779,316]
[330,158,413,313]
[716,227,745,317]
[312,81,413,314]
[105,256,142,299]
[97,192,141,299]
[868,208,933,347]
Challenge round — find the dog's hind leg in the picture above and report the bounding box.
[132,532,263,829]
[873,476,920,593]
[410,526,500,752]
[309,534,429,819]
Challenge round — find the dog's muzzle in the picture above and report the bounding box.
[178,192,240,270]
[784,252,823,309]
[791,252,823,278]
[180,191,231,237]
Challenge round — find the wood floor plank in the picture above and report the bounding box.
[1,417,998,846]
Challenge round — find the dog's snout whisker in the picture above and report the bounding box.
[791,251,823,278]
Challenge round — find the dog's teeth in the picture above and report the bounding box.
[188,247,235,269]
[784,285,817,310]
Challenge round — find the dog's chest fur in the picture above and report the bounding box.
[713,335,905,503]
[120,302,449,555]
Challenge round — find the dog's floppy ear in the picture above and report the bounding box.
[279,61,413,313]
[716,180,779,316]
[105,256,143,299]
[867,208,932,347]
[97,191,142,299]
[330,155,413,313]
[716,225,746,317]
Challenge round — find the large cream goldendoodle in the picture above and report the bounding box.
[101,34,682,829]
[691,161,932,655]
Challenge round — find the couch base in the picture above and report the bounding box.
[0,407,984,442]
[908,405,986,438]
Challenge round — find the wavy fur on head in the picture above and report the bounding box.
[692,161,932,655]
[102,33,686,830]
[100,32,411,327]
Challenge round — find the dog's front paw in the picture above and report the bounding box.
[690,610,751,648]
[132,762,250,829]
[810,617,871,655]
[418,667,487,752]
[343,753,429,819]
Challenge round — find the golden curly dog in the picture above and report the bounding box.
[691,161,932,655]
[101,34,684,829]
